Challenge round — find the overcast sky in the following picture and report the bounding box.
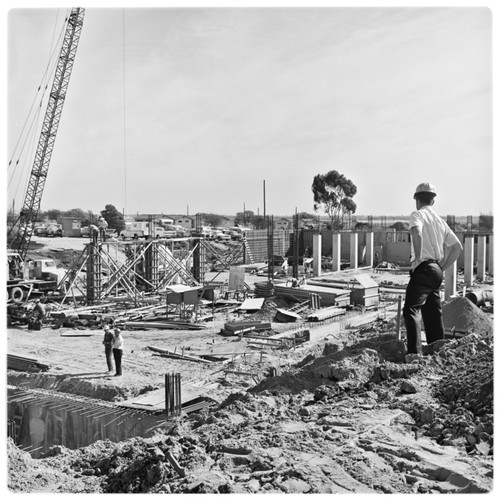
[5,2,495,218]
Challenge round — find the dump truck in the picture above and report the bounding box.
[7,252,65,303]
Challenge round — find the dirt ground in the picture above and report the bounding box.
[5,236,495,493]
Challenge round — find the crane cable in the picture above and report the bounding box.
[7,9,70,202]
[122,8,128,215]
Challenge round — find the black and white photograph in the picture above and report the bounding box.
[4,1,496,494]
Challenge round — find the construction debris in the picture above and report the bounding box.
[274,308,302,323]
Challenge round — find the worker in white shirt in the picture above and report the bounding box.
[112,328,124,376]
[403,182,462,355]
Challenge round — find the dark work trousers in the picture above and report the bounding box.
[403,261,444,354]
[104,344,114,372]
[113,348,123,375]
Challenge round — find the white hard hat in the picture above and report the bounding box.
[414,182,437,197]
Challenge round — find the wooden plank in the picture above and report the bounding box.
[193,341,248,357]
[237,298,265,311]
[148,346,212,364]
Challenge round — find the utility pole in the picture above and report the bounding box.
[263,180,266,222]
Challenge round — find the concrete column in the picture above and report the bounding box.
[488,235,494,275]
[444,261,457,300]
[331,233,341,272]
[313,233,322,277]
[464,236,474,286]
[365,232,374,267]
[350,232,358,269]
[477,235,486,281]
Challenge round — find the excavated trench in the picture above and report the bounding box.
[7,373,165,459]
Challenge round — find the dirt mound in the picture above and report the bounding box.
[7,438,101,493]
[442,297,493,334]
[7,372,137,402]
[8,324,494,494]
[393,331,493,455]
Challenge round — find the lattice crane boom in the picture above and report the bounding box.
[10,7,85,260]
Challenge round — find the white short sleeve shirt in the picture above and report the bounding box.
[409,206,460,262]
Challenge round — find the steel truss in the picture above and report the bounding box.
[57,238,200,307]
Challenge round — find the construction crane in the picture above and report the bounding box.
[8,8,85,261]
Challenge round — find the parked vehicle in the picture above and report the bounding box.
[228,226,249,240]
[7,252,65,303]
[212,230,231,241]
[45,223,63,237]
[154,226,177,238]
[120,228,145,239]
[120,221,151,239]
[34,224,47,236]
[200,226,214,239]
[162,224,188,237]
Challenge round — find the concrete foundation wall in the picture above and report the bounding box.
[8,393,162,458]
[295,229,493,271]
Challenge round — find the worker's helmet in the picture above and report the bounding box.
[104,325,110,331]
[414,182,437,198]
[114,328,121,334]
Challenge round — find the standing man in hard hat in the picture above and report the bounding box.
[403,182,463,357]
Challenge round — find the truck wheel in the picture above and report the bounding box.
[10,286,24,303]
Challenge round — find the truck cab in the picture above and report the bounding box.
[7,253,63,303]
[32,259,62,281]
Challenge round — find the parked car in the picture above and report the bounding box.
[212,230,231,241]
[162,224,188,237]
[154,227,176,238]
[34,224,48,237]
[45,224,63,237]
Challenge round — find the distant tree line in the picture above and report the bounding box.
[37,204,125,233]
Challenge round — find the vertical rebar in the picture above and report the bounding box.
[165,373,182,419]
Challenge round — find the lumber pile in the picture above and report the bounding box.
[124,320,205,331]
[7,354,50,372]
[273,283,350,307]
[220,320,272,337]
[306,306,346,322]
